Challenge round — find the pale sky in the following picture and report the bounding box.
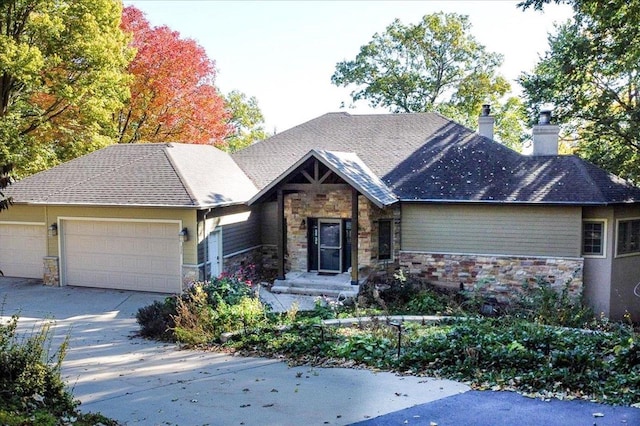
[123,1,573,134]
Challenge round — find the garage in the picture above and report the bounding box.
[61,219,182,293]
[0,223,46,279]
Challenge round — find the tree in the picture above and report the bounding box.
[224,90,269,152]
[0,0,131,177]
[519,0,640,181]
[331,13,526,149]
[117,6,230,146]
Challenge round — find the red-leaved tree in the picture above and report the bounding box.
[118,6,231,146]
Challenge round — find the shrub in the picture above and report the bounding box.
[136,274,267,345]
[136,297,177,340]
[0,315,76,422]
[515,277,595,328]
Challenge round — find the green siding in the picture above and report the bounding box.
[401,204,581,257]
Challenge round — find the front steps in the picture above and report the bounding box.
[271,271,361,299]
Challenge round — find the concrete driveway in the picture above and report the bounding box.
[0,277,468,425]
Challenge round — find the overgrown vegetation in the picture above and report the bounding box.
[0,313,118,425]
[137,274,268,345]
[137,272,640,406]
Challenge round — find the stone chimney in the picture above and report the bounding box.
[532,109,560,155]
[478,104,494,140]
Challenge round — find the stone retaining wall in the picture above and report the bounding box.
[399,251,584,304]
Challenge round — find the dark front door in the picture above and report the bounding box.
[307,218,351,273]
[318,219,341,273]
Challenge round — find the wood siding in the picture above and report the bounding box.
[222,207,261,256]
[261,202,278,245]
[401,204,581,257]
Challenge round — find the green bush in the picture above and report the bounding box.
[136,275,267,345]
[136,297,177,340]
[0,315,76,422]
[515,277,595,328]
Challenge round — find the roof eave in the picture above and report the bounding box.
[7,200,248,209]
[398,198,623,206]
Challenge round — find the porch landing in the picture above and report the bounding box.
[271,272,362,299]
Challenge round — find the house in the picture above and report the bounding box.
[0,143,259,293]
[2,109,640,320]
[232,109,640,321]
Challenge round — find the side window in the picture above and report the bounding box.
[378,220,392,260]
[617,219,640,256]
[582,220,605,256]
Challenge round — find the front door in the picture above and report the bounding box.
[318,219,341,273]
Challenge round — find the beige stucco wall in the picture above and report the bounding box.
[0,204,46,223]
[610,205,640,321]
[582,206,614,317]
[401,204,582,257]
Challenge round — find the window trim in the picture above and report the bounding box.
[582,219,607,258]
[378,219,393,261]
[615,217,640,258]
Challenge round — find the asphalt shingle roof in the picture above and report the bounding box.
[233,112,640,205]
[6,143,257,208]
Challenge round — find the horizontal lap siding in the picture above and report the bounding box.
[222,208,261,256]
[401,204,581,257]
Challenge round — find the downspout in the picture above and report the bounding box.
[203,208,213,279]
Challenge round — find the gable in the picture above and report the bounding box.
[249,149,396,208]
[234,112,640,206]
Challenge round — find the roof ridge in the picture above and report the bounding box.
[37,144,170,202]
[162,144,199,207]
[568,155,606,202]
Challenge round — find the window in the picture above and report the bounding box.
[378,220,392,260]
[617,219,640,256]
[582,221,605,256]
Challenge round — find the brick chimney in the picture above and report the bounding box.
[532,109,560,155]
[478,104,494,140]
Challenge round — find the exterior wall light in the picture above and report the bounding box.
[48,223,57,237]
[179,227,189,242]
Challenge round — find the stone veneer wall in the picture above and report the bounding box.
[285,190,397,272]
[261,244,278,275]
[43,256,59,286]
[399,251,584,304]
[223,246,263,278]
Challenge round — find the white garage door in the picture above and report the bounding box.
[0,223,46,279]
[62,220,182,293]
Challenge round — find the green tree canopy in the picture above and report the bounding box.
[519,0,640,181]
[0,0,131,177]
[331,12,526,150]
[224,90,269,152]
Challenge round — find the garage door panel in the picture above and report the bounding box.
[63,220,181,293]
[0,224,46,279]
